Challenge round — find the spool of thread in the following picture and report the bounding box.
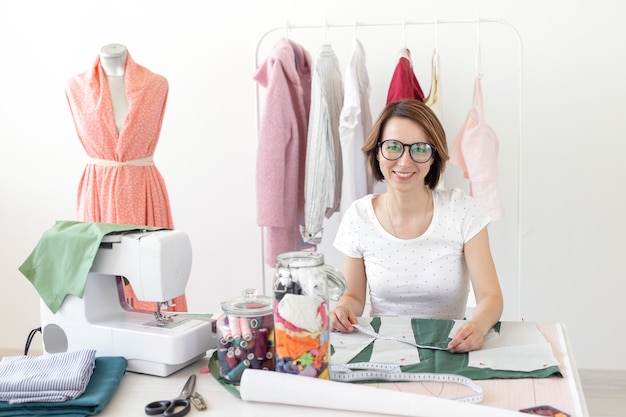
[226,359,250,382]
[241,317,252,341]
[232,338,247,349]
[255,328,269,360]
[226,348,238,369]
[217,348,231,374]
[217,316,232,342]
[228,315,241,340]
[234,347,246,361]
[245,336,256,352]
[249,317,263,329]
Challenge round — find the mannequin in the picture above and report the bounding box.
[67,47,186,311]
[100,43,129,132]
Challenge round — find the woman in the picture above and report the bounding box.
[329,100,503,353]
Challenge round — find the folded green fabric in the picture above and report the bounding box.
[0,356,127,416]
[19,220,164,313]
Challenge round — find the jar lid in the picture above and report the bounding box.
[220,289,273,316]
[275,251,324,267]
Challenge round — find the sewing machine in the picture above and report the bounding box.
[39,229,214,377]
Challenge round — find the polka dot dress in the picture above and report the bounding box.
[66,53,187,312]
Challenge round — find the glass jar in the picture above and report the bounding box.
[216,289,274,383]
[273,251,346,379]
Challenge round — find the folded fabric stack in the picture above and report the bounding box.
[0,350,96,403]
[0,355,127,417]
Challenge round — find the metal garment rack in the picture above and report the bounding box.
[253,17,523,319]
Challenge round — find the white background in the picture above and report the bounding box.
[0,0,622,371]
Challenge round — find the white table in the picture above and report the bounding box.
[97,322,589,416]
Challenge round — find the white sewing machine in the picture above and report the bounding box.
[40,229,214,377]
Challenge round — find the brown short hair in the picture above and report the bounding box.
[363,100,449,189]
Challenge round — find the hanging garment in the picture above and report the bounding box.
[449,77,504,220]
[338,39,373,219]
[424,50,446,189]
[386,48,425,104]
[424,50,442,120]
[254,38,313,264]
[66,53,186,311]
[301,44,344,244]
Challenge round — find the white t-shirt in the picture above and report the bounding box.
[333,188,491,319]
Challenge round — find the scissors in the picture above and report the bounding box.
[145,374,196,417]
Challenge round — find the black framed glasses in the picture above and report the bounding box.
[378,139,436,163]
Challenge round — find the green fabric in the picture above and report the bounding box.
[0,356,127,416]
[19,220,165,313]
[214,318,561,400]
[345,318,561,381]
[209,351,242,399]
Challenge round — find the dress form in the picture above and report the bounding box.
[100,43,129,132]
[97,44,186,311]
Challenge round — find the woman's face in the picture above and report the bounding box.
[378,116,434,191]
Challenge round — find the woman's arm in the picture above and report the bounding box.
[329,255,368,332]
[448,227,503,352]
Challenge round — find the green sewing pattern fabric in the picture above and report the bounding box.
[19,220,165,313]
[343,318,560,381]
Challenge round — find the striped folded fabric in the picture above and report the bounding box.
[0,350,96,404]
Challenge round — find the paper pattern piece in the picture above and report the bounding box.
[367,318,422,365]
[330,318,376,365]
[331,317,422,366]
[465,321,560,372]
[332,318,560,377]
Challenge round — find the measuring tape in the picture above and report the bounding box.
[352,324,448,350]
[330,362,484,404]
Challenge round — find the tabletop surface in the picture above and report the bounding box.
[97,322,589,417]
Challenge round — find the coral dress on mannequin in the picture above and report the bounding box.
[65,44,187,312]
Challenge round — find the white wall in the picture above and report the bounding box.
[0,0,622,370]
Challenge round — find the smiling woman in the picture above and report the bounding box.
[329,100,503,354]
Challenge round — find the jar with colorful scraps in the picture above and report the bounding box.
[273,251,346,379]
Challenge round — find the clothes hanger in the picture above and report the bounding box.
[434,16,439,52]
[476,17,482,76]
[397,17,410,59]
[432,17,440,80]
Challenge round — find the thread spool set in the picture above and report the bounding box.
[216,289,275,383]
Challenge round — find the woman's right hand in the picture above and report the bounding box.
[330,305,357,332]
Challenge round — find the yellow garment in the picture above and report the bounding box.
[424,50,442,120]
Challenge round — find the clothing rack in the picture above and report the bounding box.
[253,18,523,320]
